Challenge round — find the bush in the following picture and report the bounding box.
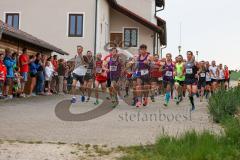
[208,88,240,123]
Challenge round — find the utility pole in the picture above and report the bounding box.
[178,22,182,55]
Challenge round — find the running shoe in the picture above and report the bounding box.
[143,98,148,106]
[131,98,136,106]
[86,97,90,102]
[71,97,77,103]
[191,105,195,111]
[94,99,99,105]
[81,96,85,102]
[150,96,155,102]
[136,101,141,108]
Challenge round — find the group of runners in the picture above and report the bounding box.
[71,45,230,111]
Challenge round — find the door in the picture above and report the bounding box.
[110,33,123,48]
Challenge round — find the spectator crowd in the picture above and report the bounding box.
[0,48,73,99]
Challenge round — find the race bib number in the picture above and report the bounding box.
[200,73,206,78]
[110,66,117,72]
[165,71,173,77]
[96,68,102,74]
[141,69,149,76]
[186,68,193,74]
[86,69,92,74]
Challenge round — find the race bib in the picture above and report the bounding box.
[96,68,102,74]
[110,66,117,72]
[141,69,149,76]
[165,71,173,77]
[200,73,206,78]
[86,69,92,74]
[158,77,163,81]
[186,68,193,74]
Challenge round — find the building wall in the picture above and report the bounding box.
[117,0,156,23]
[110,9,155,54]
[0,0,96,59]
[96,0,110,55]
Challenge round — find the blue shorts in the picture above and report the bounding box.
[21,72,28,82]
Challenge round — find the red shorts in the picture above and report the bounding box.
[95,75,107,83]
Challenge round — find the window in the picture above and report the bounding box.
[68,14,84,37]
[6,13,19,29]
[124,28,138,47]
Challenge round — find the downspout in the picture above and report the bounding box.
[94,0,98,58]
[153,32,156,54]
[0,26,3,40]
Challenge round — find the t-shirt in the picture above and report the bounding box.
[19,54,29,73]
[73,55,86,76]
[209,66,218,79]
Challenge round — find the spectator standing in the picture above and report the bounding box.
[51,55,58,93]
[28,55,38,96]
[57,59,65,94]
[35,53,45,95]
[0,53,7,99]
[44,60,54,95]
[4,48,16,99]
[19,48,29,97]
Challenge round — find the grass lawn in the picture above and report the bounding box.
[119,88,240,160]
[230,71,240,81]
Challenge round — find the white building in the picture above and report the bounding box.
[0,0,166,58]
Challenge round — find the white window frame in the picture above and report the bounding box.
[3,12,21,29]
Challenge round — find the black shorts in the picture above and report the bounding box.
[73,73,84,85]
[218,79,225,84]
[206,81,212,86]
[84,74,93,81]
[211,79,218,83]
[185,78,198,86]
[30,72,37,78]
[175,80,185,86]
[138,75,150,85]
[225,79,230,83]
[198,81,206,89]
[163,80,174,88]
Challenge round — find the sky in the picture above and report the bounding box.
[159,0,240,70]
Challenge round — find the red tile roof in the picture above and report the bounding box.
[0,20,69,55]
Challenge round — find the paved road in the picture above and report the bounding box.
[0,93,221,147]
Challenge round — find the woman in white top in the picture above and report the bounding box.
[209,61,218,92]
[217,64,225,89]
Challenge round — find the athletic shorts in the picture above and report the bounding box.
[95,75,107,84]
[225,79,230,83]
[185,78,198,86]
[198,81,206,89]
[84,74,93,81]
[211,79,218,83]
[218,79,225,84]
[163,80,174,88]
[138,75,150,85]
[30,72,37,78]
[206,81,212,86]
[21,72,28,82]
[175,80,185,86]
[73,73,84,85]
